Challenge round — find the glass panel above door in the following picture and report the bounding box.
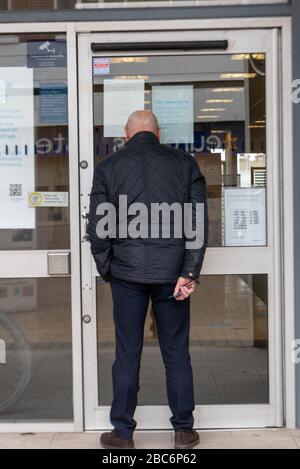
[92,53,267,247]
[0,34,69,250]
[0,0,289,10]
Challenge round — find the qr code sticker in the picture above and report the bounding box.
[10,184,22,197]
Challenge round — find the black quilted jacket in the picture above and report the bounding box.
[88,131,208,284]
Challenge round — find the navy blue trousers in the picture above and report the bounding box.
[109,277,195,439]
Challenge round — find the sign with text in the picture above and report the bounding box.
[39,82,68,125]
[28,191,69,207]
[93,57,110,76]
[224,187,266,246]
[27,40,67,68]
[152,85,194,145]
[0,67,35,229]
[103,79,144,137]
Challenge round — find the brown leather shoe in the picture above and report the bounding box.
[100,430,134,449]
[174,430,200,449]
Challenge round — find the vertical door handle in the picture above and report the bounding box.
[82,212,90,242]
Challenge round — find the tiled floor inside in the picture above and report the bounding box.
[99,345,268,406]
[0,429,300,449]
[0,344,268,419]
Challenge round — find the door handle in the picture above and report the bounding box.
[47,252,71,275]
[82,212,90,242]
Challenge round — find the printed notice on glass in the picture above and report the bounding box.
[224,187,266,246]
[103,79,144,137]
[27,40,67,68]
[152,85,194,145]
[28,191,69,207]
[39,82,68,125]
[0,67,35,229]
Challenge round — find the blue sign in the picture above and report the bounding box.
[27,40,67,68]
[39,83,68,125]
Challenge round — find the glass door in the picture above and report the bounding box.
[0,32,74,424]
[78,28,282,430]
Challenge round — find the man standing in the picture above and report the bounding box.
[88,110,208,449]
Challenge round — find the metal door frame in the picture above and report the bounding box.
[78,25,285,431]
[0,16,293,433]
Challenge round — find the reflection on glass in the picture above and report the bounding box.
[0,0,75,9]
[92,53,266,248]
[0,278,73,420]
[0,0,285,10]
[96,275,269,406]
[0,34,69,250]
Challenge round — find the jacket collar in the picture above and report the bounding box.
[125,131,159,146]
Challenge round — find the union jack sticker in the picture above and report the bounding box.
[93,57,111,76]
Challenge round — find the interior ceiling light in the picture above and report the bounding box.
[201,108,225,112]
[197,115,220,119]
[211,130,229,134]
[206,99,233,103]
[231,54,265,61]
[110,57,148,64]
[248,125,266,129]
[212,87,243,93]
[220,73,257,79]
[114,75,149,80]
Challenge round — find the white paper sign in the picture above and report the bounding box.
[103,79,144,137]
[28,191,69,207]
[152,85,194,144]
[224,187,266,246]
[0,79,7,104]
[0,67,35,229]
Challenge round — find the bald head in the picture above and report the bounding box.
[125,110,160,141]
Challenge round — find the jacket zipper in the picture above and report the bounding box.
[142,150,150,269]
